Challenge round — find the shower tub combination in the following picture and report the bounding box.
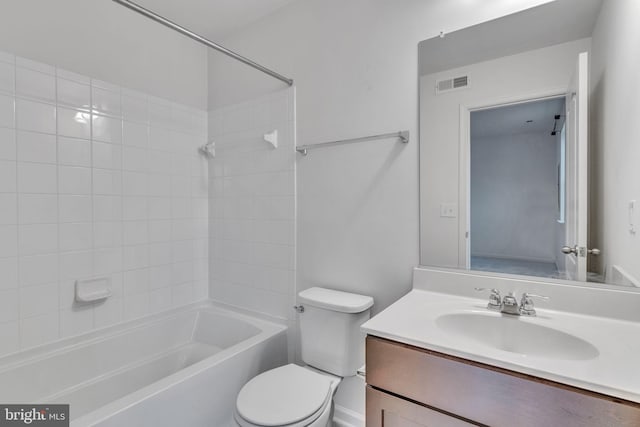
[0,303,288,426]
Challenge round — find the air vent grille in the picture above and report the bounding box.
[436,75,470,94]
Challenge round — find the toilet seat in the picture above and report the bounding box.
[235,364,333,427]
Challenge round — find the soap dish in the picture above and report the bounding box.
[75,277,112,303]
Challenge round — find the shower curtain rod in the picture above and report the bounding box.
[111,0,294,86]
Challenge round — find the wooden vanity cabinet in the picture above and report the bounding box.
[366,335,640,427]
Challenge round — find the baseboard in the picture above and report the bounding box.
[333,404,365,427]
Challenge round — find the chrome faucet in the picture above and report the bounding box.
[475,289,549,316]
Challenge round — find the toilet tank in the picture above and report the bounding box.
[298,287,374,377]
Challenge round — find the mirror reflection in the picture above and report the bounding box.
[419,0,639,287]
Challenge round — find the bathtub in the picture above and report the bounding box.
[0,302,288,426]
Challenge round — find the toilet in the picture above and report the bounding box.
[234,287,374,427]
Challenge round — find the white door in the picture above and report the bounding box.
[563,51,589,281]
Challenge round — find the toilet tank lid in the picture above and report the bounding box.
[298,287,374,313]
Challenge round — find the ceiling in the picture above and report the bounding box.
[419,0,603,76]
[471,98,566,139]
[131,0,299,40]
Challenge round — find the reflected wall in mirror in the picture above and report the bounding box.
[419,0,640,287]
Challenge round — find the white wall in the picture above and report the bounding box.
[420,38,591,268]
[0,0,208,109]
[0,52,208,357]
[208,0,555,315]
[470,131,558,262]
[207,89,296,358]
[590,0,640,284]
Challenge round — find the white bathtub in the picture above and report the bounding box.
[0,302,288,426]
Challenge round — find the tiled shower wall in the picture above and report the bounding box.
[208,89,296,327]
[0,51,208,356]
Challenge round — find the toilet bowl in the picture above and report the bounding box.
[234,287,373,427]
[234,364,340,427]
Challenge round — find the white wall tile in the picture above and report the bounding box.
[16,68,55,102]
[0,62,15,94]
[59,223,92,251]
[92,87,121,117]
[0,52,207,356]
[16,99,55,134]
[17,162,56,193]
[123,221,148,246]
[0,226,17,257]
[0,257,18,290]
[16,57,54,75]
[93,115,122,144]
[123,268,149,295]
[123,197,147,221]
[0,193,17,224]
[122,95,147,124]
[19,253,58,286]
[123,292,149,320]
[94,221,122,248]
[93,248,122,276]
[18,194,57,224]
[122,171,147,196]
[56,68,90,85]
[0,289,19,323]
[123,245,148,270]
[60,305,94,338]
[123,121,148,147]
[92,141,122,170]
[59,195,91,223]
[19,223,58,255]
[0,321,19,355]
[149,288,172,313]
[58,137,91,167]
[94,297,123,329]
[123,146,147,171]
[0,95,15,128]
[59,251,92,281]
[59,166,91,195]
[58,107,90,139]
[16,130,56,164]
[20,312,59,349]
[0,128,16,160]
[149,264,172,289]
[0,160,16,193]
[93,196,122,221]
[208,90,294,320]
[57,78,90,109]
[92,169,122,195]
[20,282,58,318]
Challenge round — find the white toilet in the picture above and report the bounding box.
[234,287,374,427]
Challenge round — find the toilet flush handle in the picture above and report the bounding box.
[293,305,305,313]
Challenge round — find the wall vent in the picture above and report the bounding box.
[435,75,470,94]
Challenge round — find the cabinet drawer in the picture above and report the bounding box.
[366,386,480,427]
[366,336,640,427]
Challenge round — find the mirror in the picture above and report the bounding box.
[419,0,640,287]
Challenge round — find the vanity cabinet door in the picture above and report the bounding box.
[366,336,640,427]
[366,386,481,427]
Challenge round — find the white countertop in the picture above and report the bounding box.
[362,289,640,403]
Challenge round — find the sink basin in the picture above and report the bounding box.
[436,313,599,361]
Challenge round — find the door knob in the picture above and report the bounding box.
[562,246,601,256]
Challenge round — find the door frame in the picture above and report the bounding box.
[458,88,568,269]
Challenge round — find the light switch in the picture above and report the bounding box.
[440,203,457,218]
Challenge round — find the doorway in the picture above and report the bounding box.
[468,97,566,279]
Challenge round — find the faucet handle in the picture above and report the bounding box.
[474,288,502,311]
[519,293,549,316]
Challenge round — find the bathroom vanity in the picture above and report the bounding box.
[362,268,640,427]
